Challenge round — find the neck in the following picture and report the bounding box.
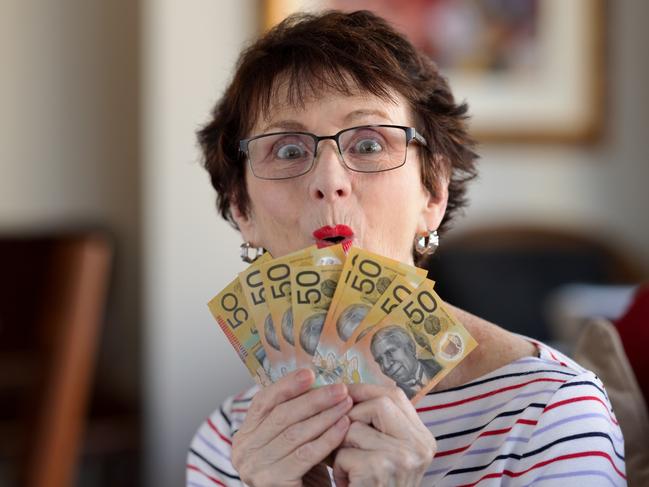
[433,302,538,391]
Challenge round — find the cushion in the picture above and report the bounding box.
[573,318,649,486]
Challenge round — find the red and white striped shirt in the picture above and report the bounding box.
[187,341,626,486]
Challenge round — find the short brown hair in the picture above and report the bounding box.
[198,10,478,238]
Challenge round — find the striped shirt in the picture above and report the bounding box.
[187,341,626,486]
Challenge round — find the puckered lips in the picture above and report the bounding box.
[313,225,354,252]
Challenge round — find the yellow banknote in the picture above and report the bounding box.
[301,243,349,324]
[208,276,271,386]
[311,244,346,266]
[260,244,347,374]
[316,247,427,366]
[347,279,477,404]
[238,253,288,382]
[260,249,313,375]
[318,247,358,335]
[291,265,342,367]
[344,274,430,348]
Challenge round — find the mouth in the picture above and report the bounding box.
[387,364,404,379]
[313,225,354,252]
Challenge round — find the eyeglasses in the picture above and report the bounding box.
[239,124,427,180]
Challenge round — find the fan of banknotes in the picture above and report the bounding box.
[208,244,477,404]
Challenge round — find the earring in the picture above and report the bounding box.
[240,242,265,263]
[415,230,439,256]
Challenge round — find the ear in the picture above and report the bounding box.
[418,174,449,235]
[230,201,258,245]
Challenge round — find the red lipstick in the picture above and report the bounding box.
[313,225,354,252]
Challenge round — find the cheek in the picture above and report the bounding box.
[363,180,425,234]
[248,181,297,222]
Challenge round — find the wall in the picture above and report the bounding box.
[142,2,648,485]
[462,1,649,271]
[141,1,257,486]
[0,0,140,405]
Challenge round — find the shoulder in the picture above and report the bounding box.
[417,316,627,486]
[434,304,539,390]
[186,385,259,486]
[521,368,627,484]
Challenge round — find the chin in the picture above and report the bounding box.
[392,373,408,383]
[271,239,309,256]
[361,243,413,264]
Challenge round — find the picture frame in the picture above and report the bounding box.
[262,0,605,143]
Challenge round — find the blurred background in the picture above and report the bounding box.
[0,0,647,486]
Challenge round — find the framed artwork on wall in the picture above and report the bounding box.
[262,0,605,143]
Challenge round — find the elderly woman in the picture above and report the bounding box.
[187,11,625,487]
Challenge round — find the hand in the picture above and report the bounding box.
[332,384,436,487]
[231,368,352,486]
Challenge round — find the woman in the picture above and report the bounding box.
[188,11,625,486]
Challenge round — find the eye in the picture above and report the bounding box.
[344,128,387,156]
[275,143,306,160]
[354,138,383,154]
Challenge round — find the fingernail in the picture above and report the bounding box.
[296,368,313,385]
[335,415,350,431]
[329,383,347,399]
[336,396,352,410]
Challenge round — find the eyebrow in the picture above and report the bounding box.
[260,109,393,135]
[343,109,392,124]
[260,120,308,133]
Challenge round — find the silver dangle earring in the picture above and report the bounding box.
[240,242,265,263]
[415,230,439,256]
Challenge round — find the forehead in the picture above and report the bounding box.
[251,77,412,134]
[373,334,400,350]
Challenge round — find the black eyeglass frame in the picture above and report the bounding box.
[239,124,428,180]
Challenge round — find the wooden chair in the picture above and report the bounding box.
[0,230,113,487]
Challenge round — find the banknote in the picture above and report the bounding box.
[210,243,477,398]
[318,247,357,333]
[344,274,430,348]
[315,247,428,380]
[347,279,477,404]
[238,253,289,381]
[291,265,342,367]
[260,244,347,376]
[260,250,312,376]
[207,275,271,386]
[311,244,346,266]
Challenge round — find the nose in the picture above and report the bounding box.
[308,141,351,202]
[378,354,392,372]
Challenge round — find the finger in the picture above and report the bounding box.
[251,382,349,449]
[240,368,315,433]
[276,415,351,481]
[332,458,350,487]
[348,384,435,445]
[265,395,353,461]
[347,396,411,438]
[343,420,398,451]
[346,402,437,479]
[333,447,380,487]
[347,383,421,424]
[335,447,422,487]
